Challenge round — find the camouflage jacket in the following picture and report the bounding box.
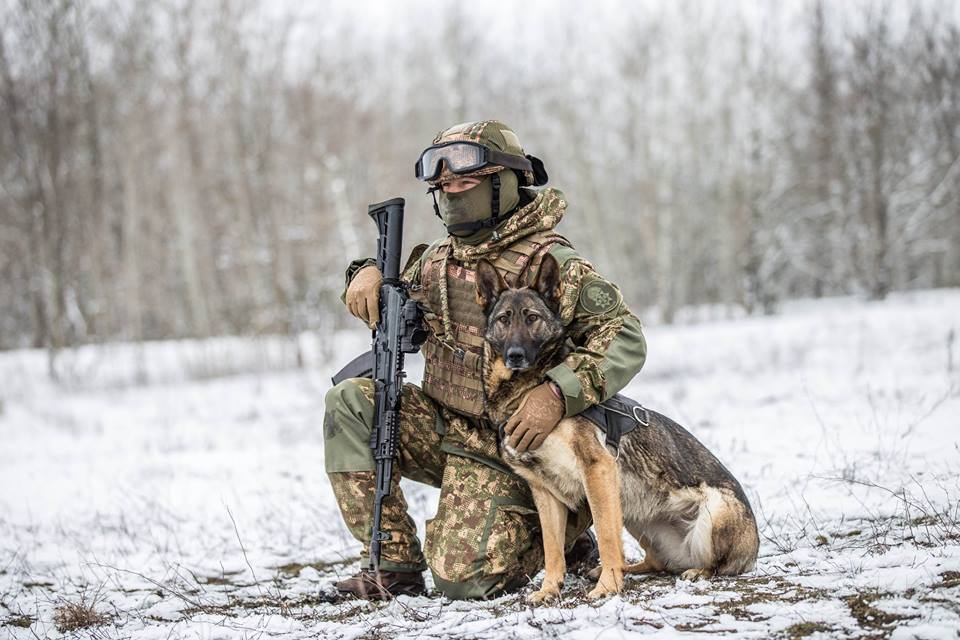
[342,187,647,418]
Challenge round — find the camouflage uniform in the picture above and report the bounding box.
[325,121,647,599]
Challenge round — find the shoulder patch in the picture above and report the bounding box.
[579,280,620,314]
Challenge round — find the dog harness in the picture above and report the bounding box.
[580,393,651,451]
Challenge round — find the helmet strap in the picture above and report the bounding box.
[427,185,442,220]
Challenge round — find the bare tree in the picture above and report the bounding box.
[1,0,958,353]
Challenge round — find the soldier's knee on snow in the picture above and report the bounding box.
[324,378,377,473]
[429,568,527,601]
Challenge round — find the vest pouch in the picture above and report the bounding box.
[421,335,486,417]
[407,284,444,335]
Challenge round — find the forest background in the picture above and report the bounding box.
[1,0,958,366]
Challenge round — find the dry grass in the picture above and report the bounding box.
[782,621,835,638]
[843,591,919,637]
[935,570,960,589]
[271,556,359,578]
[52,596,111,633]
[812,474,960,551]
[2,614,34,628]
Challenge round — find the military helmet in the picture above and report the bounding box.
[416,120,548,187]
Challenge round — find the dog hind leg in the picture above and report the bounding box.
[590,533,664,579]
[624,535,667,574]
[680,567,715,581]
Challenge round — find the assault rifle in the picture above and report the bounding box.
[331,197,427,574]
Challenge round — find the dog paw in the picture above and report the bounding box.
[586,584,617,600]
[586,565,603,580]
[586,569,623,600]
[680,568,713,582]
[526,587,560,605]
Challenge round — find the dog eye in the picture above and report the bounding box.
[526,314,539,325]
[497,315,510,324]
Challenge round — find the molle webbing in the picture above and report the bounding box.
[419,231,571,417]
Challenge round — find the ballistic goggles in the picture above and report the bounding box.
[414,141,547,185]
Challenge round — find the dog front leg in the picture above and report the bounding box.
[526,484,568,604]
[583,457,624,599]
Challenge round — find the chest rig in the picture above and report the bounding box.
[416,230,571,418]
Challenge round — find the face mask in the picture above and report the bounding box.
[437,171,520,244]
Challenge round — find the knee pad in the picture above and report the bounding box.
[324,378,376,473]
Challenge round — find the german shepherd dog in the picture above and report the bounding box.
[475,254,759,603]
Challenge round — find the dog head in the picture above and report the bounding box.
[475,253,564,371]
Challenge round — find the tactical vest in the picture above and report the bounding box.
[417,230,571,418]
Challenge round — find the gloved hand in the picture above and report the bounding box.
[505,382,566,453]
[345,265,383,328]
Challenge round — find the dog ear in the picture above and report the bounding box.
[517,255,535,289]
[475,259,507,312]
[532,253,561,313]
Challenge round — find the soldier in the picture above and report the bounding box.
[325,120,647,599]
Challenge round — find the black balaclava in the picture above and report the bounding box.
[436,169,520,244]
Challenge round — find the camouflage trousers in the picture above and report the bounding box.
[323,378,590,599]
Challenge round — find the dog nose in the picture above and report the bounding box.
[506,347,525,365]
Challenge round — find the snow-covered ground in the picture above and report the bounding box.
[1,290,959,639]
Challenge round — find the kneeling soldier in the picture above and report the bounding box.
[325,120,647,599]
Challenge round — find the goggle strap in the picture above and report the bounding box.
[484,148,533,174]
